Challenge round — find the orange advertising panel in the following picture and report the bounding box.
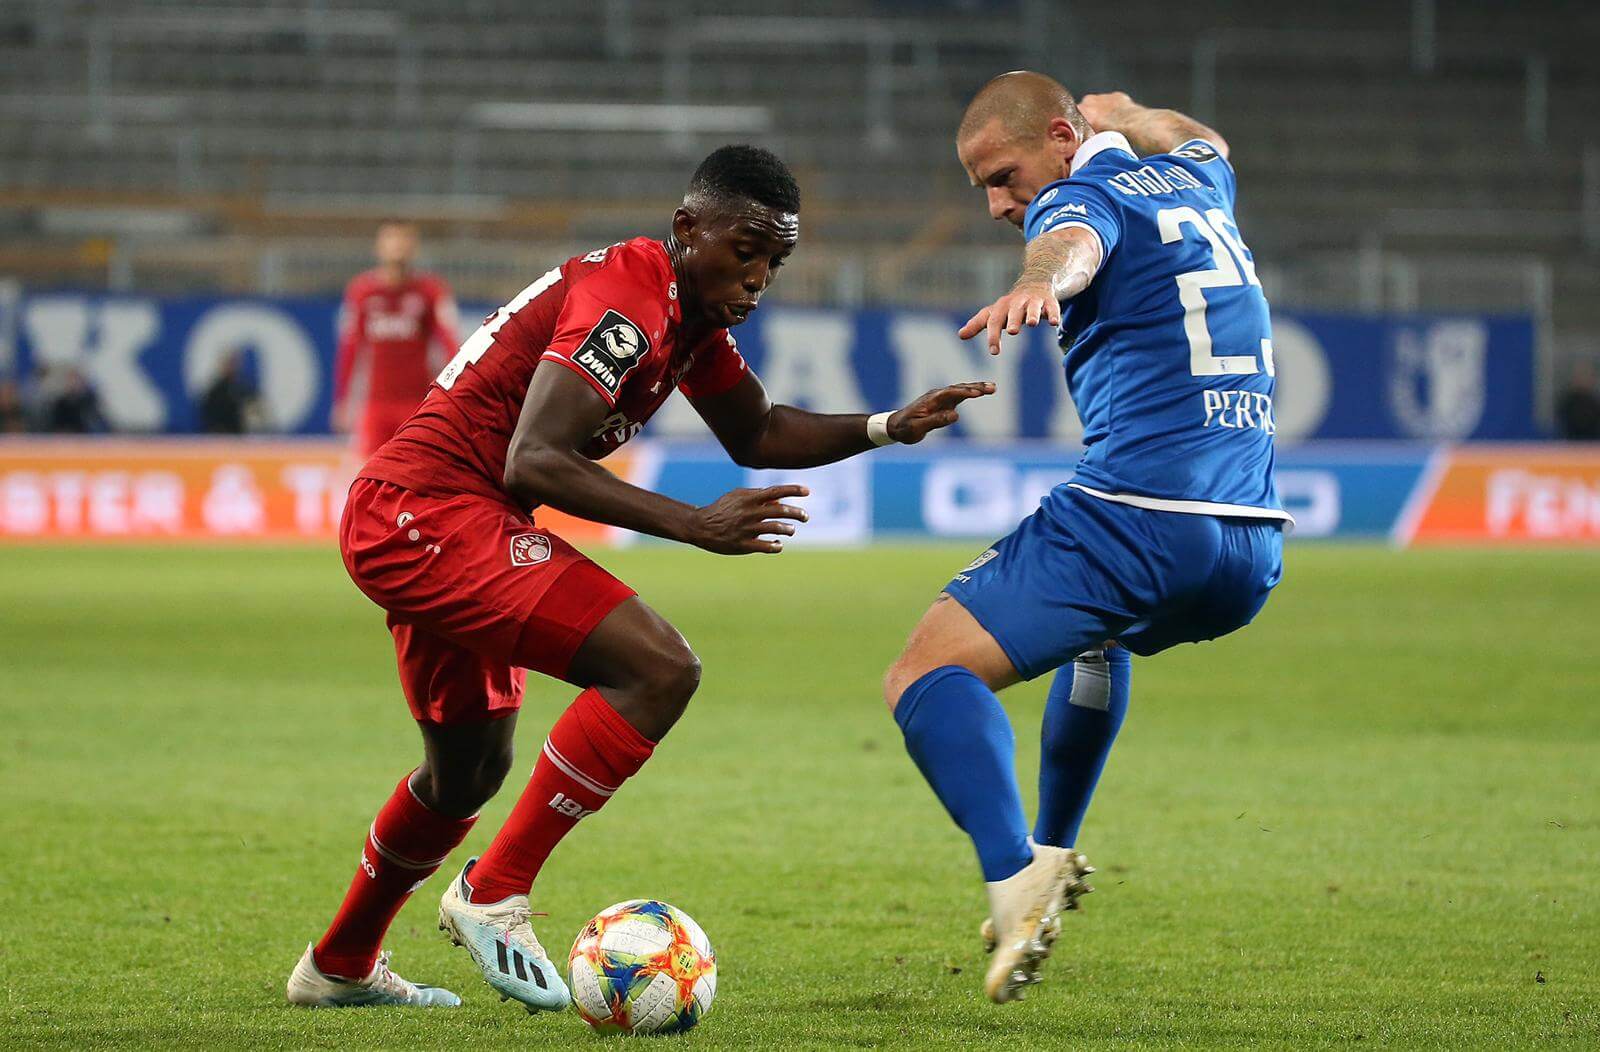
[0,439,622,544]
[1401,446,1600,545]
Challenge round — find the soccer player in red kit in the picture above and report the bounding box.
[286,145,995,1011]
[331,220,461,460]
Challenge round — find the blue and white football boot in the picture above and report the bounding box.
[286,945,461,1007]
[437,858,569,1013]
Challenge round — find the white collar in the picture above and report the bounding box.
[1070,131,1134,175]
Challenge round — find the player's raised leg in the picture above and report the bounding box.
[883,595,1083,1004]
[882,595,1028,884]
[977,646,1126,954]
[288,716,513,1007]
[439,595,697,1012]
[1035,645,1131,849]
[886,496,1144,1002]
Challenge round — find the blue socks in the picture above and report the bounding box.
[895,666,1033,882]
[894,652,1132,878]
[1033,647,1131,848]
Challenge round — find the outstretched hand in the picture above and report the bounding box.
[690,484,810,555]
[959,284,1061,356]
[887,382,996,444]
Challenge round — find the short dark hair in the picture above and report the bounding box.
[685,145,800,215]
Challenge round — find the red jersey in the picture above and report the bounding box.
[333,269,460,411]
[362,238,748,502]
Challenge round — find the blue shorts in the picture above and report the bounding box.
[944,485,1284,680]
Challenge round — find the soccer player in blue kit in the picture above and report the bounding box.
[882,72,1292,1003]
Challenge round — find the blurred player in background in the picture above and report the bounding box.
[332,220,460,461]
[882,74,1290,1003]
[287,145,992,1012]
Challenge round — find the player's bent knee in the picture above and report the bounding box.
[441,753,510,813]
[883,596,1021,711]
[416,761,503,816]
[414,720,518,815]
[617,612,701,707]
[573,596,699,704]
[474,739,516,800]
[882,652,926,714]
[613,629,701,730]
[647,644,702,708]
[570,597,702,740]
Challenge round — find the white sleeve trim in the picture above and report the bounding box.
[1037,219,1106,278]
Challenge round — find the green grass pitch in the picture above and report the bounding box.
[2,543,1597,1049]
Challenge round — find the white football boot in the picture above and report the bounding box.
[286,944,461,1007]
[981,844,1094,1003]
[980,846,1095,953]
[437,858,569,1013]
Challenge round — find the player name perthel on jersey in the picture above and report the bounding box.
[1202,389,1276,434]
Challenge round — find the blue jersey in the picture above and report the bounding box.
[1024,132,1288,521]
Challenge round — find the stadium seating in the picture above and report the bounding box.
[0,0,1595,365]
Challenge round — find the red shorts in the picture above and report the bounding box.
[340,477,636,724]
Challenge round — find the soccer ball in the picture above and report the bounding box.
[567,899,717,1035]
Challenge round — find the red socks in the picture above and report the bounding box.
[312,771,476,979]
[467,688,655,904]
[311,690,654,974]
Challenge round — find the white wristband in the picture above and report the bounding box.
[866,411,896,447]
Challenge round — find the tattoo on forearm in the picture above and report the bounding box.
[1013,232,1098,301]
[1119,108,1213,156]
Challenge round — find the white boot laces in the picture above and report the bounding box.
[368,951,420,999]
[499,904,549,961]
[461,882,552,962]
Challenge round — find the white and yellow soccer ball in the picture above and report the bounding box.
[567,899,717,1035]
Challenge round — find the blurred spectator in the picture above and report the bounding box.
[333,219,459,459]
[198,351,262,434]
[0,379,25,433]
[23,363,55,430]
[1555,361,1600,441]
[44,367,107,433]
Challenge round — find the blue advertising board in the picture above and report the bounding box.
[1,290,1538,443]
[636,441,1431,543]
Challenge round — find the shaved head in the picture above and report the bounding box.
[956,71,1096,228]
[958,71,1092,146]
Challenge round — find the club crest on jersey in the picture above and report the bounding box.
[509,533,552,567]
[1173,141,1221,163]
[574,309,649,395]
